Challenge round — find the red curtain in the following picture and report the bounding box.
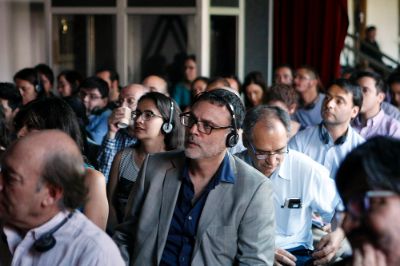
[274,0,349,87]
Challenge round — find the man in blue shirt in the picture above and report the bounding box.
[289,79,365,178]
[113,89,275,265]
[80,77,112,145]
[293,66,325,129]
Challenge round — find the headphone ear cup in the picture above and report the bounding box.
[226,131,239,148]
[162,122,173,134]
[33,233,56,252]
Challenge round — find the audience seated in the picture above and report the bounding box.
[190,76,209,98]
[96,68,120,108]
[0,82,22,130]
[13,68,47,106]
[238,105,343,266]
[264,83,301,138]
[289,78,364,178]
[79,77,112,145]
[0,130,124,265]
[108,92,184,231]
[35,63,55,96]
[243,71,267,109]
[274,64,294,85]
[293,66,325,128]
[142,74,169,96]
[387,71,400,108]
[171,54,197,110]
[97,84,149,182]
[351,71,400,139]
[113,89,275,265]
[336,136,400,266]
[14,98,109,230]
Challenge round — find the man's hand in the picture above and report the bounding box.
[107,107,126,139]
[312,228,345,265]
[352,243,387,266]
[274,248,296,266]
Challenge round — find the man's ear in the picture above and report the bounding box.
[42,184,63,207]
[350,105,360,120]
[377,91,385,104]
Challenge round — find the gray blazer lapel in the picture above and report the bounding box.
[156,156,184,263]
[192,183,229,255]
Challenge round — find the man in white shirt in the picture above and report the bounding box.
[0,130,124,266]
[237,105,343,266]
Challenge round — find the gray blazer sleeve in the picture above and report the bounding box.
[236,178,275,265]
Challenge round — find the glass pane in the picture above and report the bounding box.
[52,15,116,78]
[52,0,116,7]
[128,0,195,7]
[210,15,237,77]
[211,0,239,7]
[127,15,196,84]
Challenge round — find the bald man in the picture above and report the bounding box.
[142,75,169,96]
[0,130,124,265]
[97,84,149,182]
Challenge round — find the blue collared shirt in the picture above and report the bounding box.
[289,124,364,178]
[160,154,235,266]
[97,129,137,182]
[293,93,325,129]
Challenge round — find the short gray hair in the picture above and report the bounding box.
[242,105,291,143]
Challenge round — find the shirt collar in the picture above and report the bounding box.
[182,153,236,184]
[368,109,385,126]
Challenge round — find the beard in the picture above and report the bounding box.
[184,134,226,160]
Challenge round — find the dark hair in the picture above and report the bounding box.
[35,63,55,86]
[243,105,291,144]
[242,71,267,108]
[185,54,196,63]
[0,82,22,110]
[366,25,377,33]
[193,88,245,129]
[14,98,84,153]
[96,68,119,82]
[80,76,109,98]
[264,84,299,109]
[336,136,400,203]
[13,68,47,100]
[138,92,184,150]
[351,70,385,93]
[191,76,209,89]
[58,70,84,96]
[0,107,11,149]
[329,78,363,110]
[42,150,87,209]
[224,74,242,93]
[274,64,294,77]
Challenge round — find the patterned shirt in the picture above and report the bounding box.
[97,129,137,182]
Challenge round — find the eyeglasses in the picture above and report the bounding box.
[248,142,288,160]
[79,91,102,100]
[346,190,397,219]
[131,110,163,121]
[179,112,231,135]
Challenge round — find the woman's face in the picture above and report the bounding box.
[133,99,165,141]
[245,83,264,106]
[57,75,73,97]
[15,79,37,106]
[184,59,197,82]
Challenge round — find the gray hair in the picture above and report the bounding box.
[242,105,291,143]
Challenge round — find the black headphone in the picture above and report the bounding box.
[162,99,174,134]
[34,70,44,94]
[224,102,239,148]
[318,123,347,145]
[33,212,74,253]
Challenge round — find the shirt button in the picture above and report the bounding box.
[188,216,192,220]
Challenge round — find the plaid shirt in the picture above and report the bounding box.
[97,129,137,182]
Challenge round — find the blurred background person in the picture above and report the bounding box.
[171,54,197,110]
[243,71,267,109]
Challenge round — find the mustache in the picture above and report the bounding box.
[185,134,200,145]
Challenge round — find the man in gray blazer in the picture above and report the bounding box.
[113,89,275,265]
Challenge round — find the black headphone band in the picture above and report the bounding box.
[318,123,347,145]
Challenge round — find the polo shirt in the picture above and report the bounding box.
[293,93,325,129]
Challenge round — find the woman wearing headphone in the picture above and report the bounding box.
[108,92,184,230]
[14,67,47,106]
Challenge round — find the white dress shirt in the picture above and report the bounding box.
[1,210,124,266]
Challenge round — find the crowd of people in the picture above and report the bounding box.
[1,57,400,266]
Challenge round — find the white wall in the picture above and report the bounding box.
[0,1,45,82]
[367,0,399,65]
